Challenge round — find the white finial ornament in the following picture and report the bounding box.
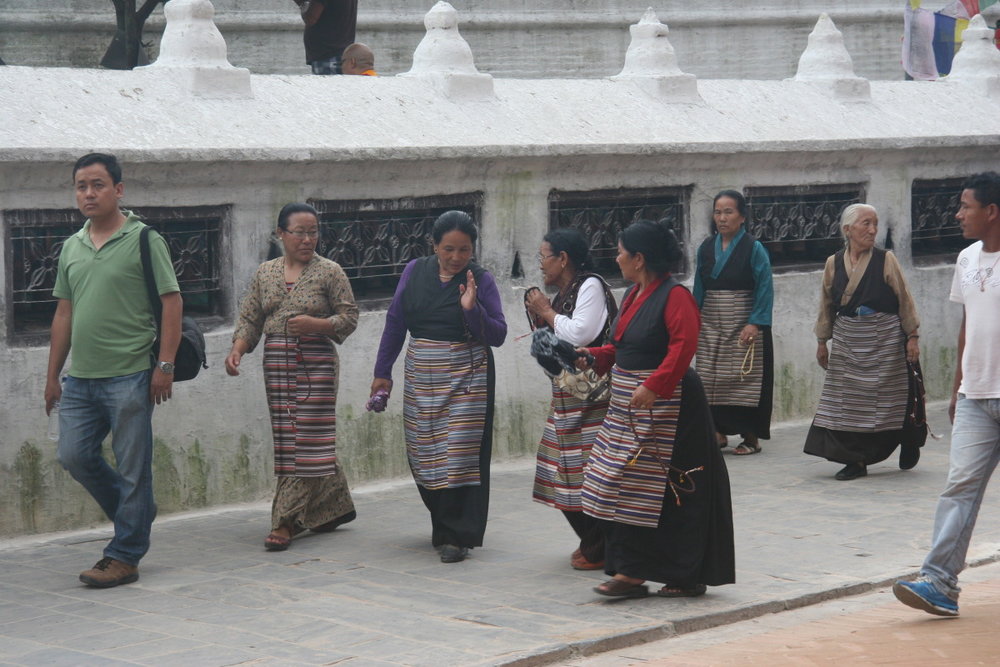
[948,14,1000,97]
[792,13,869,102]
[402,1,493,100]
[612,8,700,103]
[141,0,251,98]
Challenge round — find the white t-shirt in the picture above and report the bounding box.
[553,277,610,346]
[950,241,1000,398]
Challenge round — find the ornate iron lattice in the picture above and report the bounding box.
[911,178,965,262]
[548,188,687,279]
[6,206,225,336]
[310,193,483,300]
[745,184,864,270]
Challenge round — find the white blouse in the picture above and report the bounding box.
[553,277,609,346]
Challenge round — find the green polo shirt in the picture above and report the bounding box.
[52,211,180,379]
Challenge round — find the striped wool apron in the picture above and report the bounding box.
[532,379,609,511]
[263,334,340,477]
[697,290,762,407]
[581,366,683,528]
[404,337,488,490]
[812,312,908,432]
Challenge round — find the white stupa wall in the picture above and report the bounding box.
[0,4,995,536]
[1,0,920,80]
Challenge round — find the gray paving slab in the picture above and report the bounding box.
[9,648,140,667]
[1,402,999,666]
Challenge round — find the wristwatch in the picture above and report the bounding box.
[157,361,175,375]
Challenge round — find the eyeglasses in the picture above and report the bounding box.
[284,229,319,240]
[536,254,557,262]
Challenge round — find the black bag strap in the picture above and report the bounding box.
[139,226,163,329]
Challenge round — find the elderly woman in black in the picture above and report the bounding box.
[578,220,734,599]
[525,228,618,571]
[804,203,925,480]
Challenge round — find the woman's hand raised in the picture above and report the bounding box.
[459,269,477,311]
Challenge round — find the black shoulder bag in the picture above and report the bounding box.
[139,226,208,382]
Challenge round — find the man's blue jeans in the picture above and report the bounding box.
[310,56,342,75]
[921,395,1000,598]
[57,370,156,566]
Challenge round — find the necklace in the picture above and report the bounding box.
[978,248,1000,292]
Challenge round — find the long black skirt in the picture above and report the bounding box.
[416,350,494,548]
[710,327,774,440]
[602,370,736,587]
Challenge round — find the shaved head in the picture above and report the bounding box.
[341,42,375,75]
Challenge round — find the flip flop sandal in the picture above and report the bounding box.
[571,555,605,571]
[594,579,649,598]
[657,583,707,598]
[732,442,761,456]
[264,533,291,551]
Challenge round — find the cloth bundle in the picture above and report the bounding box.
[530,329,609,403]
[530,329,582,376]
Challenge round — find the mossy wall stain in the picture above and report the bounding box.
[492,401,548,460]
[153,437,183,511]
[925,344,957,401]
[15,442,43,532]
[773,362,822,422]
[342,411,409,483]
[185,439,209,508]
[223,434,258,497]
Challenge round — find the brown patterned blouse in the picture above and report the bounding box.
[233,255,359,352]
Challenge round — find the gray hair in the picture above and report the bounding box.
[840,203,878,247]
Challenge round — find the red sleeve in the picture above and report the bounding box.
[642,287,699,399]
[586,343,616,377]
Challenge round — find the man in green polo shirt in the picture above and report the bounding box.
[44,153,182,588]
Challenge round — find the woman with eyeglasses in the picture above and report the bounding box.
[524,228,618,571]
[226,203,359,551]
[579,220,734,600]
[693,190,774,456]
[370,211,507,563]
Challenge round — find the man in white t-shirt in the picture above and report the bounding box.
[893,171,1000,617]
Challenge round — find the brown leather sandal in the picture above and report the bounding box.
[594,578,649,598]
[264,532,291,551]
[657,583,707,598]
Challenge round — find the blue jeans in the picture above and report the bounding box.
[57,370,156,566]
[310,56,342,75]
[920,395,1000,598]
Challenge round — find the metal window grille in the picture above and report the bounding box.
[911,178,965,264]
[744,184,865,271]
[548,187,687,280]
[5,206,225,340]
[310,192,483,300]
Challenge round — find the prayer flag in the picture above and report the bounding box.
[903,6,940,78]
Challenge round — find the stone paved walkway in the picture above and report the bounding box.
[1,402,998,666]
[570,561,1000,665]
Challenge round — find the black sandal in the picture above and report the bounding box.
[657,583,707,598]
[732,442,761,455]
[594,578,649,598]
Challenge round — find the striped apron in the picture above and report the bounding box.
[263,334,340,477]
[581,366,683,528]
[532,379,609,511]
[812,312,908,432]
[404,337,488,490]
[697,290,763,407]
